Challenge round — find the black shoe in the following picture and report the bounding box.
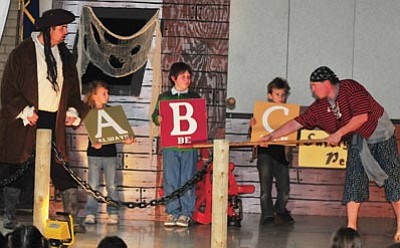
[276,210,294,224]
[262,216,275,226]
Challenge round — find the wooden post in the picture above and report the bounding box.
[211,139,229,248]
[33,129,52,233]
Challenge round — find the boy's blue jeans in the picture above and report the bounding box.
[85,156,119,216]
[257,153,290,220]
[162,149,197,218]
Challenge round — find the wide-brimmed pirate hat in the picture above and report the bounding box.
[34,9,75,30]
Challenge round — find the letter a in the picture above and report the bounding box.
[95,109,128,138]
[169,102,197,135]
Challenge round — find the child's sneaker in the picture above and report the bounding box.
[83,214,96,224]
[164,214,177,226]
[107,214,119,225]
[176,215,190,227]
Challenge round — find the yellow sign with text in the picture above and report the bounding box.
[298,130,347,169]
[251,102,300,143]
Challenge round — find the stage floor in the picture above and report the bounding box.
[0,213,397,248]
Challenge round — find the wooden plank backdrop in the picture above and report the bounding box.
[51,0,230,221]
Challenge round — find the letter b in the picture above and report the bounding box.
[169,102,198,136]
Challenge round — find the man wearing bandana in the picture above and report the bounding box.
[0,9,88,232]
[261,66,400,241]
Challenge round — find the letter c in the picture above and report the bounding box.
[262,106,289,133]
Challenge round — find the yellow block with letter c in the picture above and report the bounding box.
[251,101,300,143]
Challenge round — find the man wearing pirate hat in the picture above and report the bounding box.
[261,66,400,242]
[0,9,88,232]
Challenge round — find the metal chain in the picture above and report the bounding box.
[0,155,34,188]
[52,142,212,209]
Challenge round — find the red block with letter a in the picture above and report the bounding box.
[159,98,208,147]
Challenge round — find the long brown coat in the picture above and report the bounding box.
[0,38,88,164]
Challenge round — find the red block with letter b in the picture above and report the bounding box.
[159,98,208,147]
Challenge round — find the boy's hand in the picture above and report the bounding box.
[249,117,256,127]
[157,116,163,124]
[92,143,103,149]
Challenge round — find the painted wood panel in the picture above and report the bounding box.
[161,0,229,140]
[163,4,229,22]
[54,0,163,13]
[120,187,159,202]
[234,166,298,184]
[68,120,150,137]
[122,154,159,170]
[297,168,345,185]
[164,0,229,5]
[162,20,229,39]
[162,54,227,73]
[195,4,229,21]
[229,150,255,165]
[68,152,159,173]
[162,71,227,88]
[71,135,155,154]
[118,170,159,188]
[162,37,229,55]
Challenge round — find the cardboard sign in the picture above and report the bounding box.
[84,105,135,145]
[159,98,207,147]
[298,130,347,169]
[251,101,300,142]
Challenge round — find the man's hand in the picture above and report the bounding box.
[258,133,274,147]
[260,133,273,142]
[326,132,342,146]
[27,112,39,126]
[65,116,77,126]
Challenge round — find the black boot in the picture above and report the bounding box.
[275,209,294,225]
[61,188,86,233]
[3,187,21,229]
